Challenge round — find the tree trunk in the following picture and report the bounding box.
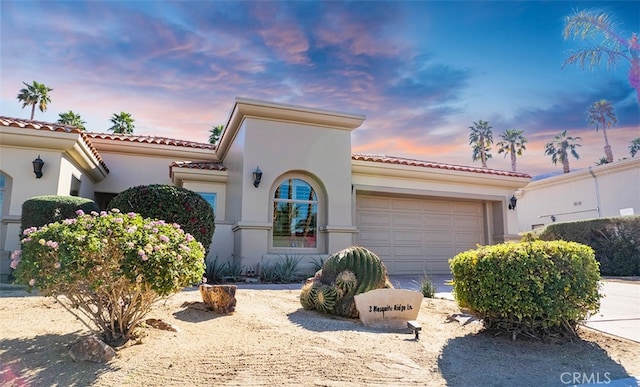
[30,104,35,120]
[510,153,517,172]
[602,126,613,163]
[562,160,570,174]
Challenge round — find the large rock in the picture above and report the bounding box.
[354,288,423,329]
[199,284,237,314]
[68,336,116,363]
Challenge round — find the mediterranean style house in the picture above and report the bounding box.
[1,98,532,281]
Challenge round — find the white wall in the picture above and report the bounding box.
[517,158,640,231]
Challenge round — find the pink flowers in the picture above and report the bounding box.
[159,235,169,243]
[10,250,21,269]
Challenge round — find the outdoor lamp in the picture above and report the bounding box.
[253,166,263,188]
[508,194,517,210]
[32,155,44,179]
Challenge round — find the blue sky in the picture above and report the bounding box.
[1,1,638,177]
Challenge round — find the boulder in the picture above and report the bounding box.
[199,284,237,314]
[68,335,116,363]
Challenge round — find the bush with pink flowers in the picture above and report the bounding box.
[12,209,205,346]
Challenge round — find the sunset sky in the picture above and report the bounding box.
[1,1,638,177]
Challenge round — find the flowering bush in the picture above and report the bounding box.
[12,209,205,346]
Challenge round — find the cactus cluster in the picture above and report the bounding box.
[300,246,392,318]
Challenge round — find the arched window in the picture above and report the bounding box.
[272,178,318,248]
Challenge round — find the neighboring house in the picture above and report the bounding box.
[516,158,640,231]
[0,98,531,282]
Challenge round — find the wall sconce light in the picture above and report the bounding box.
[252,166,263,188]
[508,194,517,210]
[551,215,556,222]
[32,155,44,179]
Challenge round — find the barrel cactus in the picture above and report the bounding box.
[300,246,391,318]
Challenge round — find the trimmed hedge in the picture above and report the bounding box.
[449,241,601,340]
[20,195,99,234]
[108,184,215,253]
[538,216,640,276]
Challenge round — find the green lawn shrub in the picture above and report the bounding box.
[537,216,640,276]
[449,240,601,340]
[12,209,205,346]
[20,195,99,234]
[108,184,215,254]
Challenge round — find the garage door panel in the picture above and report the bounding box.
[453,202,483,215]
[393,231,423,243]
[359,196,392,209]
[356,194,484,275]
[453,216,483,231]
[392,198,424,211]
[358,212,391,227]
[424,215,452,229]
[392,214,422,228]
[358,230,392,244]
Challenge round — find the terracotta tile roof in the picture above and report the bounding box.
[0,116,109,173]
[85,133,216,150]
[352,154,531,178]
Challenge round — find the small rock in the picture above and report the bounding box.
[199,284,237,314]
[145,318,180,332]
[68,336,116,363]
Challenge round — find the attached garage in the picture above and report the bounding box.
[355,193,485,275]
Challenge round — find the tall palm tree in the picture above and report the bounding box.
[109,112,135,134]
[587,100,617,163]
[468,120,493,168]
[57,110,86,130]
[209,124,224,144]
[544,130,582,174]
[16,81,53,120]
[630,137,640,158]
[562,9,640,102]
[496,129,527,172]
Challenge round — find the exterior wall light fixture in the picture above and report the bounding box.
[252,166,263,188]
[33,155,44,179]
[508,194,517,210]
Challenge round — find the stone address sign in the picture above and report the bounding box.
[354,288,423,329]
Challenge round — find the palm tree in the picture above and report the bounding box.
[496,129,527,172]
[544,130,582,174]
[562,9,640,102]
[468,120,493,168]
[16,81,53,120]
[109,112,135,134]
[630,137,640,157]
[57,110,86,130]
[209,124,224,144]
[587,100,617,163]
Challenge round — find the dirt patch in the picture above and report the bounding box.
[1,288,638,386]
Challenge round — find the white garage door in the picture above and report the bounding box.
[356,194,485,275]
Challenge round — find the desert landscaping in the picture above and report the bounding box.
[1,286,639,386]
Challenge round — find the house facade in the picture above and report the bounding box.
[0,98,531,281]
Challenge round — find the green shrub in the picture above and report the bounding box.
[300,246,392,318]
[108,184,215,253]
[419,273,438,298]
[20,195,99,234]
[11,209,205,346]
[538,217,640,276]
[449,241,601,340]
[260,254,304,283]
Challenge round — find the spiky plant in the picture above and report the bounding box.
[299,282,317,310]
[335,270,357,295]
[313,285,337,314]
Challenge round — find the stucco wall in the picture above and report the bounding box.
[517,158,640,231]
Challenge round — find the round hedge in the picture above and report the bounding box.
[449,240,601,339]
[21,195,100,234]
[108,184,215,252]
